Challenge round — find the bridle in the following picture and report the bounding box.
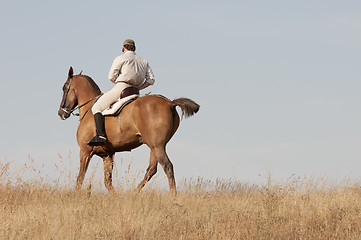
[61,77,76,115]
[61,77,100,120]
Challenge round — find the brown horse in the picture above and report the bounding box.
[58,67,199,193]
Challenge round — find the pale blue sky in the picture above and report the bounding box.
[1,1,361,188]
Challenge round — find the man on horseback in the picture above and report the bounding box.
[88,39,155,146]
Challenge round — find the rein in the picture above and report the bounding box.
[66,95,100,118]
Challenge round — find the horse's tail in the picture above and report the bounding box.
[172,98,200,118]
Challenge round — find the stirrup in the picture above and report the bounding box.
[87,135,108,146]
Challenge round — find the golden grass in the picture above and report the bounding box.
[0,160,361,239]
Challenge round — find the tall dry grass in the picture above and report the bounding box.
[0,159,361,239]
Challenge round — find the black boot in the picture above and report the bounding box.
[87,113,108,146]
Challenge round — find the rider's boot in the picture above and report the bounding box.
[87,112,108,146]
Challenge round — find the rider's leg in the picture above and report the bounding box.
[88,82,129,146]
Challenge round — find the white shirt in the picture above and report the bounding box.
[108,51,155,87]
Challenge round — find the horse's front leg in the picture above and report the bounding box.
[75,148,93,191]
[102,154,115,191]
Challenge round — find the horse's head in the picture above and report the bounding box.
[58,67,78,120]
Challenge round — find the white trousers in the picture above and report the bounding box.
[92,82,132,114]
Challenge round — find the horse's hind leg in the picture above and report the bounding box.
[75,148,93,191]
[103,154,114,191]
[136,150,158,192]
[158,150,176,193]
[136,147,176,193]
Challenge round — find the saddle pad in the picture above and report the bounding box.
[102,94,139,116]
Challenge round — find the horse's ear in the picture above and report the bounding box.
[68,67,74,79]
[79,70,83,75]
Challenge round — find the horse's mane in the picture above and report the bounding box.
[77,74,101,94]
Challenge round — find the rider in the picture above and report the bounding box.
[88,39,155,146]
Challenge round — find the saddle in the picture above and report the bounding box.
[102,87,140,116]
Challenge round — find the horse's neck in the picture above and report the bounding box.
[76,76,100,99]
[75,76,101,118]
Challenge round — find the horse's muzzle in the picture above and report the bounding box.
[58,108,71,120]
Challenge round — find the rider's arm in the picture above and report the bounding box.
[108,56,124,83]
[139,81,151,90]
[140,63,155,89]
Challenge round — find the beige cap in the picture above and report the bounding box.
[123,39,135,47]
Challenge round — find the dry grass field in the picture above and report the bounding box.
[0,160,361,239]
